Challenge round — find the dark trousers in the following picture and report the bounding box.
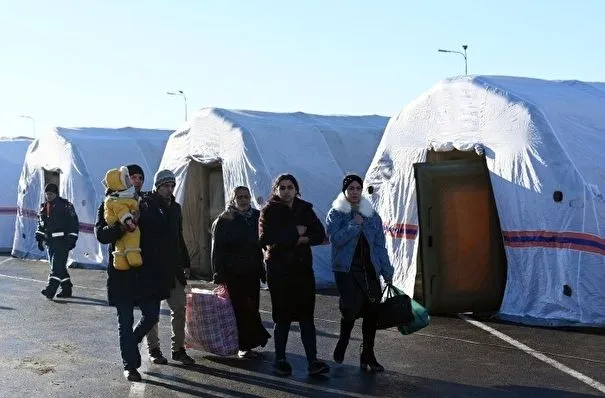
[45,241,72,293]
[274,320,317,364]
[115,299,160,370]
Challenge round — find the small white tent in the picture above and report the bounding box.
[365,75,605,326]
[158,108,389,286]
[0,137,33,252]
[12,127,172,266]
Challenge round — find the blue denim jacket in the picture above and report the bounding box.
[325,193,394,280]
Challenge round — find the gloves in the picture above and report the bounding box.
[38,241,45,252]
[67,239,76,250]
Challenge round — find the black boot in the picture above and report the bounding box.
[40,287,56,299]
[359,343,384,372]
[55,287,72,298]
[333,319,354,364]
[360,316,384,372]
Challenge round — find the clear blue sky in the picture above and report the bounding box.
[1,0,604,137]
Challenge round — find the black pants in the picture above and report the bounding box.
[274,319,317,364]
[225,273,271,351]
[335,268,381,351]
[45,241,72,293]
[115,299,160,370]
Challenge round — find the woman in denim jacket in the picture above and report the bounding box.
[325,174,394,372]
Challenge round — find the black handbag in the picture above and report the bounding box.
[376,285,414,330]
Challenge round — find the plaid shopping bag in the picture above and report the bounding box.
[184,286,239,356]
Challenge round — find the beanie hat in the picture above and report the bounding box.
[44,183,59,194]
[154,169,176,189]
[342,174,363,193]
[126,164,145,181]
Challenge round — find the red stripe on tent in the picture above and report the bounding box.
[503,230,604,245]
[383,223,418,240]
[505,240,605,256]
[17,207,95,235]
[0,207,17,215]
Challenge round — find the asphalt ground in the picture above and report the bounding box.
[0,255,604,397]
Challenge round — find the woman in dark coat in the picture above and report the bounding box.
[325,174,394,372]
[259,174,329,376]
[95,177,171,382]
[211,186,271,358]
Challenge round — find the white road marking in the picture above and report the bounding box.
[0,273,105,291]
[0,258,12,266]
[459,314,605,395]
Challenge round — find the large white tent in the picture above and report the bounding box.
[0,137,33,252]
[12,127,172,266]
[365,75,605,326]
[158,108,389,285]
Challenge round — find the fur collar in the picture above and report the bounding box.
[331,192,374,217]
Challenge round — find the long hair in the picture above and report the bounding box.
[227,186,250,208]
[271,173,300,197]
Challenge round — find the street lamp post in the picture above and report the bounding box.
[19,115,36,137]
[167,90,188,121]
[438,45,468,75]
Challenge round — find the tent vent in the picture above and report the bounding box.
[563,284,572,297]
[553,191,563,202]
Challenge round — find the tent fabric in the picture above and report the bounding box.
[0,137,33,252]
[365,75,605,326]
[159,108,389,286]
[12,127,172,267]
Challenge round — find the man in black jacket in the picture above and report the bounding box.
[95,164,167,382]
[144,169,194,366]
[36,183,79,299]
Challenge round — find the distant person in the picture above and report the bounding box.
[36,183,79,299]
[326,174,394,372]
[211,186,271,358]
[259,174,329,376]
[144,169,195,366]
[95,164,166,382]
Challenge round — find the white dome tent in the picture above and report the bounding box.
[158,108,389,286]
[12,127,172,267]
[0,136,33,252]
[365,76,605,327]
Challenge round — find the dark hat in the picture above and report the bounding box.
[153,169,176,189]
[44,183,59,194]
[126,164,145,181]
[342,174,363,193]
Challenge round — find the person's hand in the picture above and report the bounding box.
[296,225,307,236]
[353,214,364,225]
[183,268,191,279]
[124,219,136,232]
[260,270,267,284]
[68,239,76,250]
[131,210,140,224]
[296,236,309,246]
[384,277,393,285]
[213,273,225,285]
[37,241,45,251]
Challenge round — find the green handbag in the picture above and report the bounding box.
[398,297,430,335]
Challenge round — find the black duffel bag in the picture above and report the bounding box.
[376,285,414,330]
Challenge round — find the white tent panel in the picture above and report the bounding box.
[0,137,33,252]
[12,127,172,267]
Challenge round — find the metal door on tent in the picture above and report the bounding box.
[414,159,507,314]
[206,168,225,261]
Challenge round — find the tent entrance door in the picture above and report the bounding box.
[181,161,224,279]
[414,157,507,314]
